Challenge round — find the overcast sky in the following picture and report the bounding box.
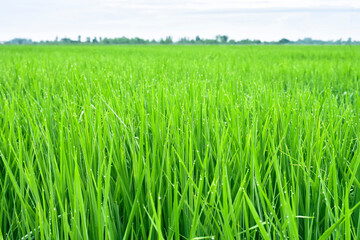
[1,0,359,42]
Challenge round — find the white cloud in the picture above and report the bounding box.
[0,0,359,41]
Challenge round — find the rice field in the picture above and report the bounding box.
[1,45,360,239]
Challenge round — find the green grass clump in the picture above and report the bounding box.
[1,45,360,239]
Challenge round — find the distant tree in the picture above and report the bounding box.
[6,38,32,44]
[118,37,129,44]
[166,36,173,44]
[55,36,58,42]
[78,35,81,43]
[278,38,290,44]
[92,37,98,44]
[101,38,110,44]
[61,38,72,44]
[336,39,342,44]
[304,38,313,44]
[216,35,221,43]
[86,37,91,43]
[177,37,188,44]
[204,39,218,44]
[160,36,173,44]
[239,39,252,44]
[222,35,228,43]
[216,35,228,43]
[195,36,201,42]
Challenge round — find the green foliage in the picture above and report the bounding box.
[216,35,228,43]
[160,36,173,44]
[0,45,360,239]
[278,38,290,44]
[5,36,360,45]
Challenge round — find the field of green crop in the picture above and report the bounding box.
[0,45,360,239]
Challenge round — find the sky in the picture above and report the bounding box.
[0,0,359,42]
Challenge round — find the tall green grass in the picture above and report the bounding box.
[1,45,360,239]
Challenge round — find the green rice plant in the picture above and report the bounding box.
[0,45,360,239]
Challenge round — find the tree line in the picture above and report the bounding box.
[3,35,359,45]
